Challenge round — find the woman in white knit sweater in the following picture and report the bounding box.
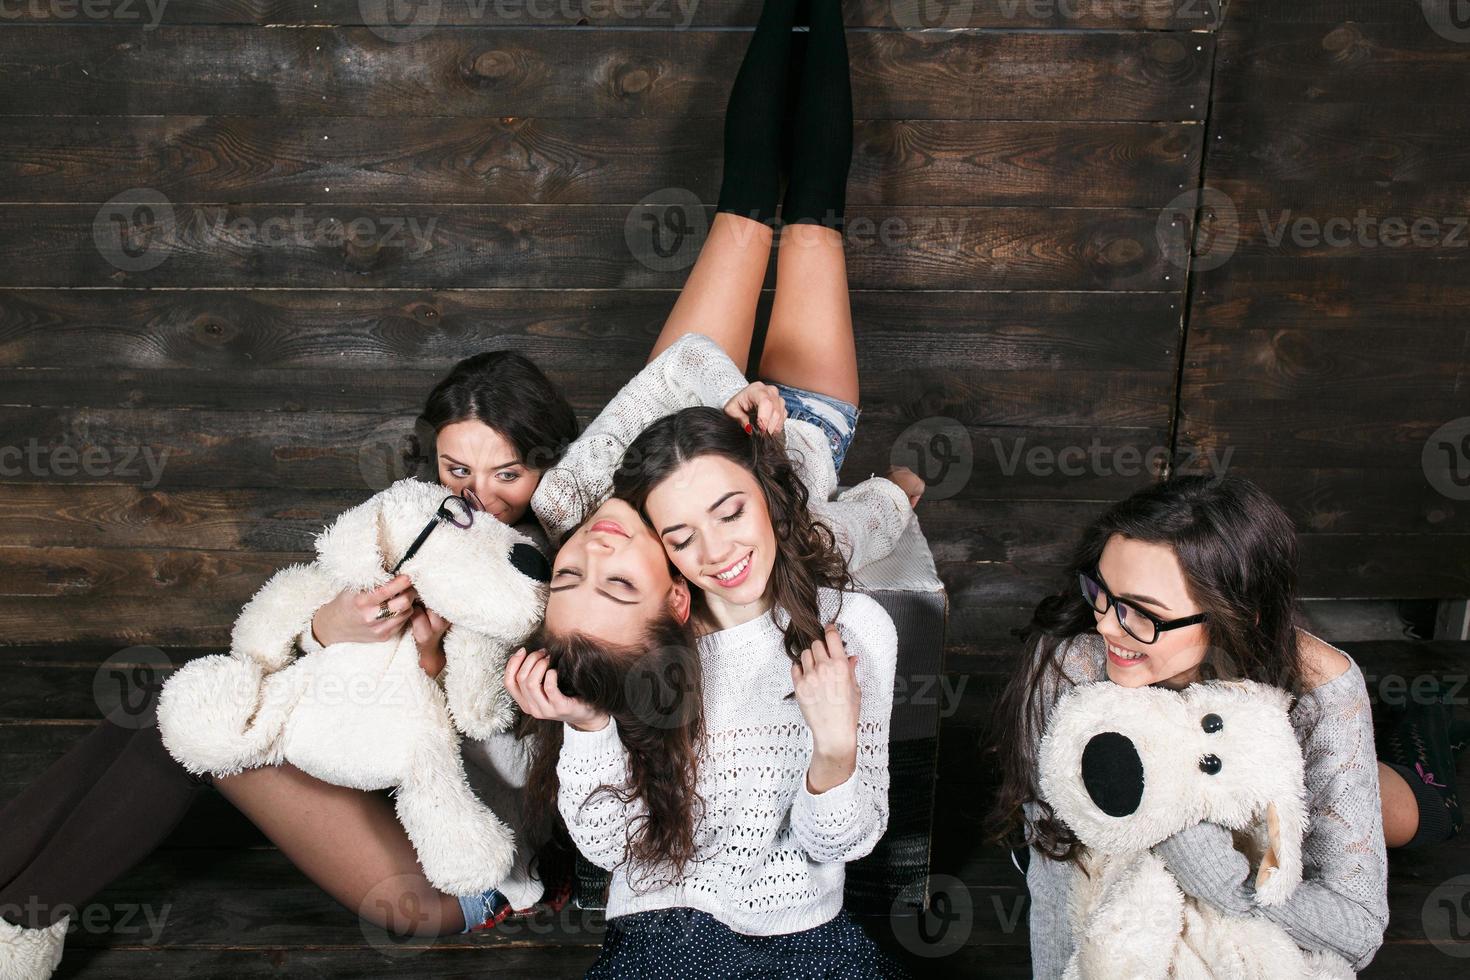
[503,0,922,963]
[509,407,914,976]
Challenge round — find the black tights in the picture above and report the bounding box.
[716,0,853,230]
[0,720,202,929]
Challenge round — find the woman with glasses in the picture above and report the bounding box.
[986,474,1465,978]
[0,351,589,974]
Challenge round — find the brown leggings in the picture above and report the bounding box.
[0,719,464,936]
[0,720,200,929]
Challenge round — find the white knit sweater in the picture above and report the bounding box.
[556,587,898,935]
[529,332,914,570]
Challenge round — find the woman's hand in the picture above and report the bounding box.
[885,465,926,509]
[310,574,418,646]
[791,624,861,793]
[724,381,787,435]
[504,647,609,733]
[410,605,450,680]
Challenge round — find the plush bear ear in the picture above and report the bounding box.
[314,491,394,592]
[1254,789,1307,905]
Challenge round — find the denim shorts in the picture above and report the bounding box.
[770,381,861,472]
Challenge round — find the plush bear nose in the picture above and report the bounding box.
[1081,731,1145,817]
[510,543,551,583]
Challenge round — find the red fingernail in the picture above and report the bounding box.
[744,422,752,434]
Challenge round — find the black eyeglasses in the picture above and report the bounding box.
[1078,566,1208,645]
[391,489,481,575]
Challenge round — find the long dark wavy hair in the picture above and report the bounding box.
[422,349,580,471]
[521,607,706,886]
[612,405,852,662]
[985,474,1309,863]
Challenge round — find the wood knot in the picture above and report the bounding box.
[192,317,236,345]
[1098,236,1146,266]
[611,61,657,98]
[1149,37,1188,65]
[470,50,516,81]
[133,492,167,520]
[1321,23,1367,54]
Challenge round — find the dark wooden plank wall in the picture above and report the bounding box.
[3,6,1470,978]
[0,0,1229,667]
[1178,0,1470,608]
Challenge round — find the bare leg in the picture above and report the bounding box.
[1379,761,1420,847]
[760,223,858,405]
[214,765,464,936]
[647,212,774,370]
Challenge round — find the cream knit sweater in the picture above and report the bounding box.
[557,586,898,935]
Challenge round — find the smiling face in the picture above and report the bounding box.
[642,454,779,610]
[435,420,541,525]
[1092,534,1212,689]
[543,497,691,648]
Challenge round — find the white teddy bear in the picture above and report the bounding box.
[156,477,549,897]
[1038,679,1354,980]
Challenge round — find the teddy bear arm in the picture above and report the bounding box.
[230,563,343,673]
[440,625,519,741]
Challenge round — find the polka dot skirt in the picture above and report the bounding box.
[584,907,908,979]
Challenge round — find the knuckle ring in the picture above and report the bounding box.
[376,601,394,620]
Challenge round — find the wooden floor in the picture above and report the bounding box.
[2,637,1467,977]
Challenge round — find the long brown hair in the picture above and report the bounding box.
[985,474,1309,863]
[522,609,706,885]
[612,405,851,661]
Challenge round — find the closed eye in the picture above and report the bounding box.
[669,505,744,552]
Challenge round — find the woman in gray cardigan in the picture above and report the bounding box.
[989,474,1464,976]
